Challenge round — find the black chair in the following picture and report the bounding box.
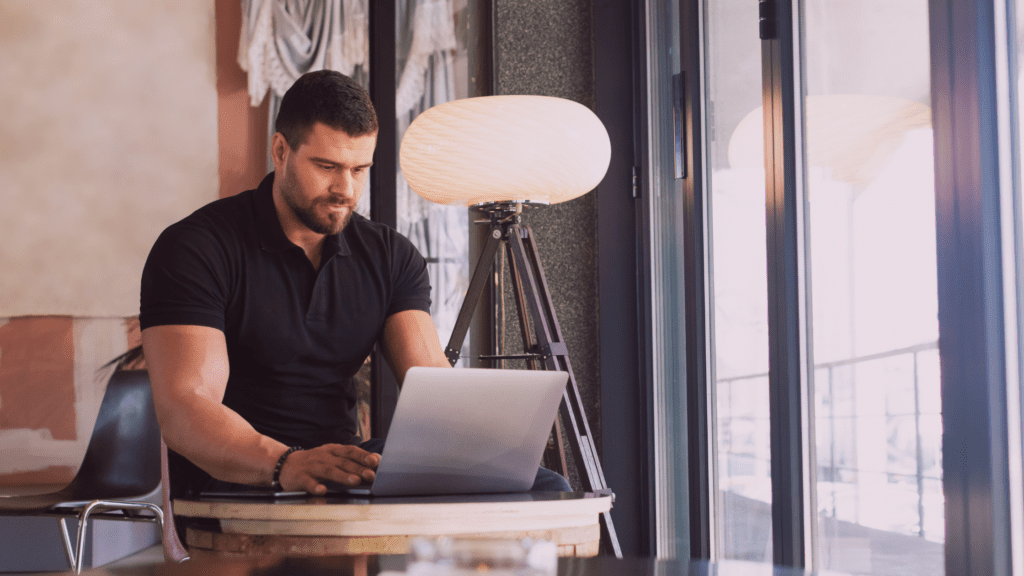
[0,369,165,573]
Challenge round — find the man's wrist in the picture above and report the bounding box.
[271,446,303,490]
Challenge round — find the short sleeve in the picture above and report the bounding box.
[385,228,432,317]
[139,222,230,331]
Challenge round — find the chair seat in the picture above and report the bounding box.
[0,486,160,515]
[0,369,165,573]
[0,491,80,514]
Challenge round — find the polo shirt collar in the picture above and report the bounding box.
[254,172,352,258]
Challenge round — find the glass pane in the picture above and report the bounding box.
[396,0,486,356]
[705,0,772,562]
[802,1,943,573]
[1013,0,1024,567]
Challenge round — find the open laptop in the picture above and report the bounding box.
[204,367,568,498]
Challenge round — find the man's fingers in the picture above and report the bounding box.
[325,444,380,468]
[290,470,326,495]
[305,479,327,495]
[312,460,372,485]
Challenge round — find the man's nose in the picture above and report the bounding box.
[330,171,356,200]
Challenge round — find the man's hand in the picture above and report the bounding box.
[277,444,381,494]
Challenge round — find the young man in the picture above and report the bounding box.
[140,70,569,498]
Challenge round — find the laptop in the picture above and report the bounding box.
[204,367,568,498]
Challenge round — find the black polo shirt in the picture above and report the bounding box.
[140,173,431,493]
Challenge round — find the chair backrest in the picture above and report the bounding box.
[61,370,162,500]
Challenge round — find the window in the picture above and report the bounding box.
[646,0,1023,572]
[802,2,942,573]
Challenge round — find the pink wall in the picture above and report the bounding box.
[0,0,267,486]
[216,0,270,199]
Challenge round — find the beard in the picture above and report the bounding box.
[278,168,355,235]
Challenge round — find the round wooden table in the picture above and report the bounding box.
[175,492,611,559]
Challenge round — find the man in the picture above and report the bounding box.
[141,70,569,498]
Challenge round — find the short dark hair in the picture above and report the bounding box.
[275,70,378,149]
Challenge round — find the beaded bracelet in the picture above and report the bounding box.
[271,446,303,491]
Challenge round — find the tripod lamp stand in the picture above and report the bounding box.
[399,95,621,556]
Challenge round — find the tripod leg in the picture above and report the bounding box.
[506,225,623,557]
[445,224,504,365]
[521,226,614,489]
[506,241,569,477]
[506,241,539,370]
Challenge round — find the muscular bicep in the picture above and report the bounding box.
[141,324,288,486]
[142,324,229,430]
[380,309,450,384]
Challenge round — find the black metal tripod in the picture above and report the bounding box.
[444,202,622,558]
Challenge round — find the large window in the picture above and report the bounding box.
[648,0,1024,572]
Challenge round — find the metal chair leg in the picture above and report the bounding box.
[71,500,166,574]
[58,517,77,570]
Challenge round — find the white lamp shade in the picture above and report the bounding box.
[399,95,612,206]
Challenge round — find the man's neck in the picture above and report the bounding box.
[271,187,327,268]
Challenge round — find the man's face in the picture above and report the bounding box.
[274,122,376,235]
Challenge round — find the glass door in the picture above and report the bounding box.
[801,1,942,574]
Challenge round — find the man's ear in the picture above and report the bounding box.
[270,132,290,172]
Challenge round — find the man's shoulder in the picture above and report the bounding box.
[174,190,255,228]
[160,190,257,244]
[344,213,425,266]
[346,212,413,246]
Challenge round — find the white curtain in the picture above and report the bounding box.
[238,0,368,106]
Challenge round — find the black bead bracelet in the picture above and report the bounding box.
[271,446,303,491]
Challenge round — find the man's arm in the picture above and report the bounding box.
[143,324,379,493]
[380,309,452,384]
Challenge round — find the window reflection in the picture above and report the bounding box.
[705,0,773,562]
[802,0,942,573]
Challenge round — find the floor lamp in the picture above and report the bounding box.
[400,95,622,557]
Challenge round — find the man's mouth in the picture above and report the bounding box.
[321,199,354,211]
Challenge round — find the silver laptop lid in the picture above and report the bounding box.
[372,367,568,496]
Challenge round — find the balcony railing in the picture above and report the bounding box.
[715,340,942,541]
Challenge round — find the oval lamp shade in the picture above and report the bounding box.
[400,95,612,206]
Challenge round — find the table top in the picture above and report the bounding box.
[175,491,613,539]
[176,491,611,516]
[77,555,851,576]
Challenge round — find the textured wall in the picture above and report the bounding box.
[493,0,600,483]
[0,0,266,487]
[0,0,219,317]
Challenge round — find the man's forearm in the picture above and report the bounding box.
[159,390,287,487]
[143,324,287,488]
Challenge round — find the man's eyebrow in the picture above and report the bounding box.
[309,156,373,169]
[309,157,340,166]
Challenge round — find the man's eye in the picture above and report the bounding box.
[319,164,334,171]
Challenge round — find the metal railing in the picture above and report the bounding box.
[715,339,941,539]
